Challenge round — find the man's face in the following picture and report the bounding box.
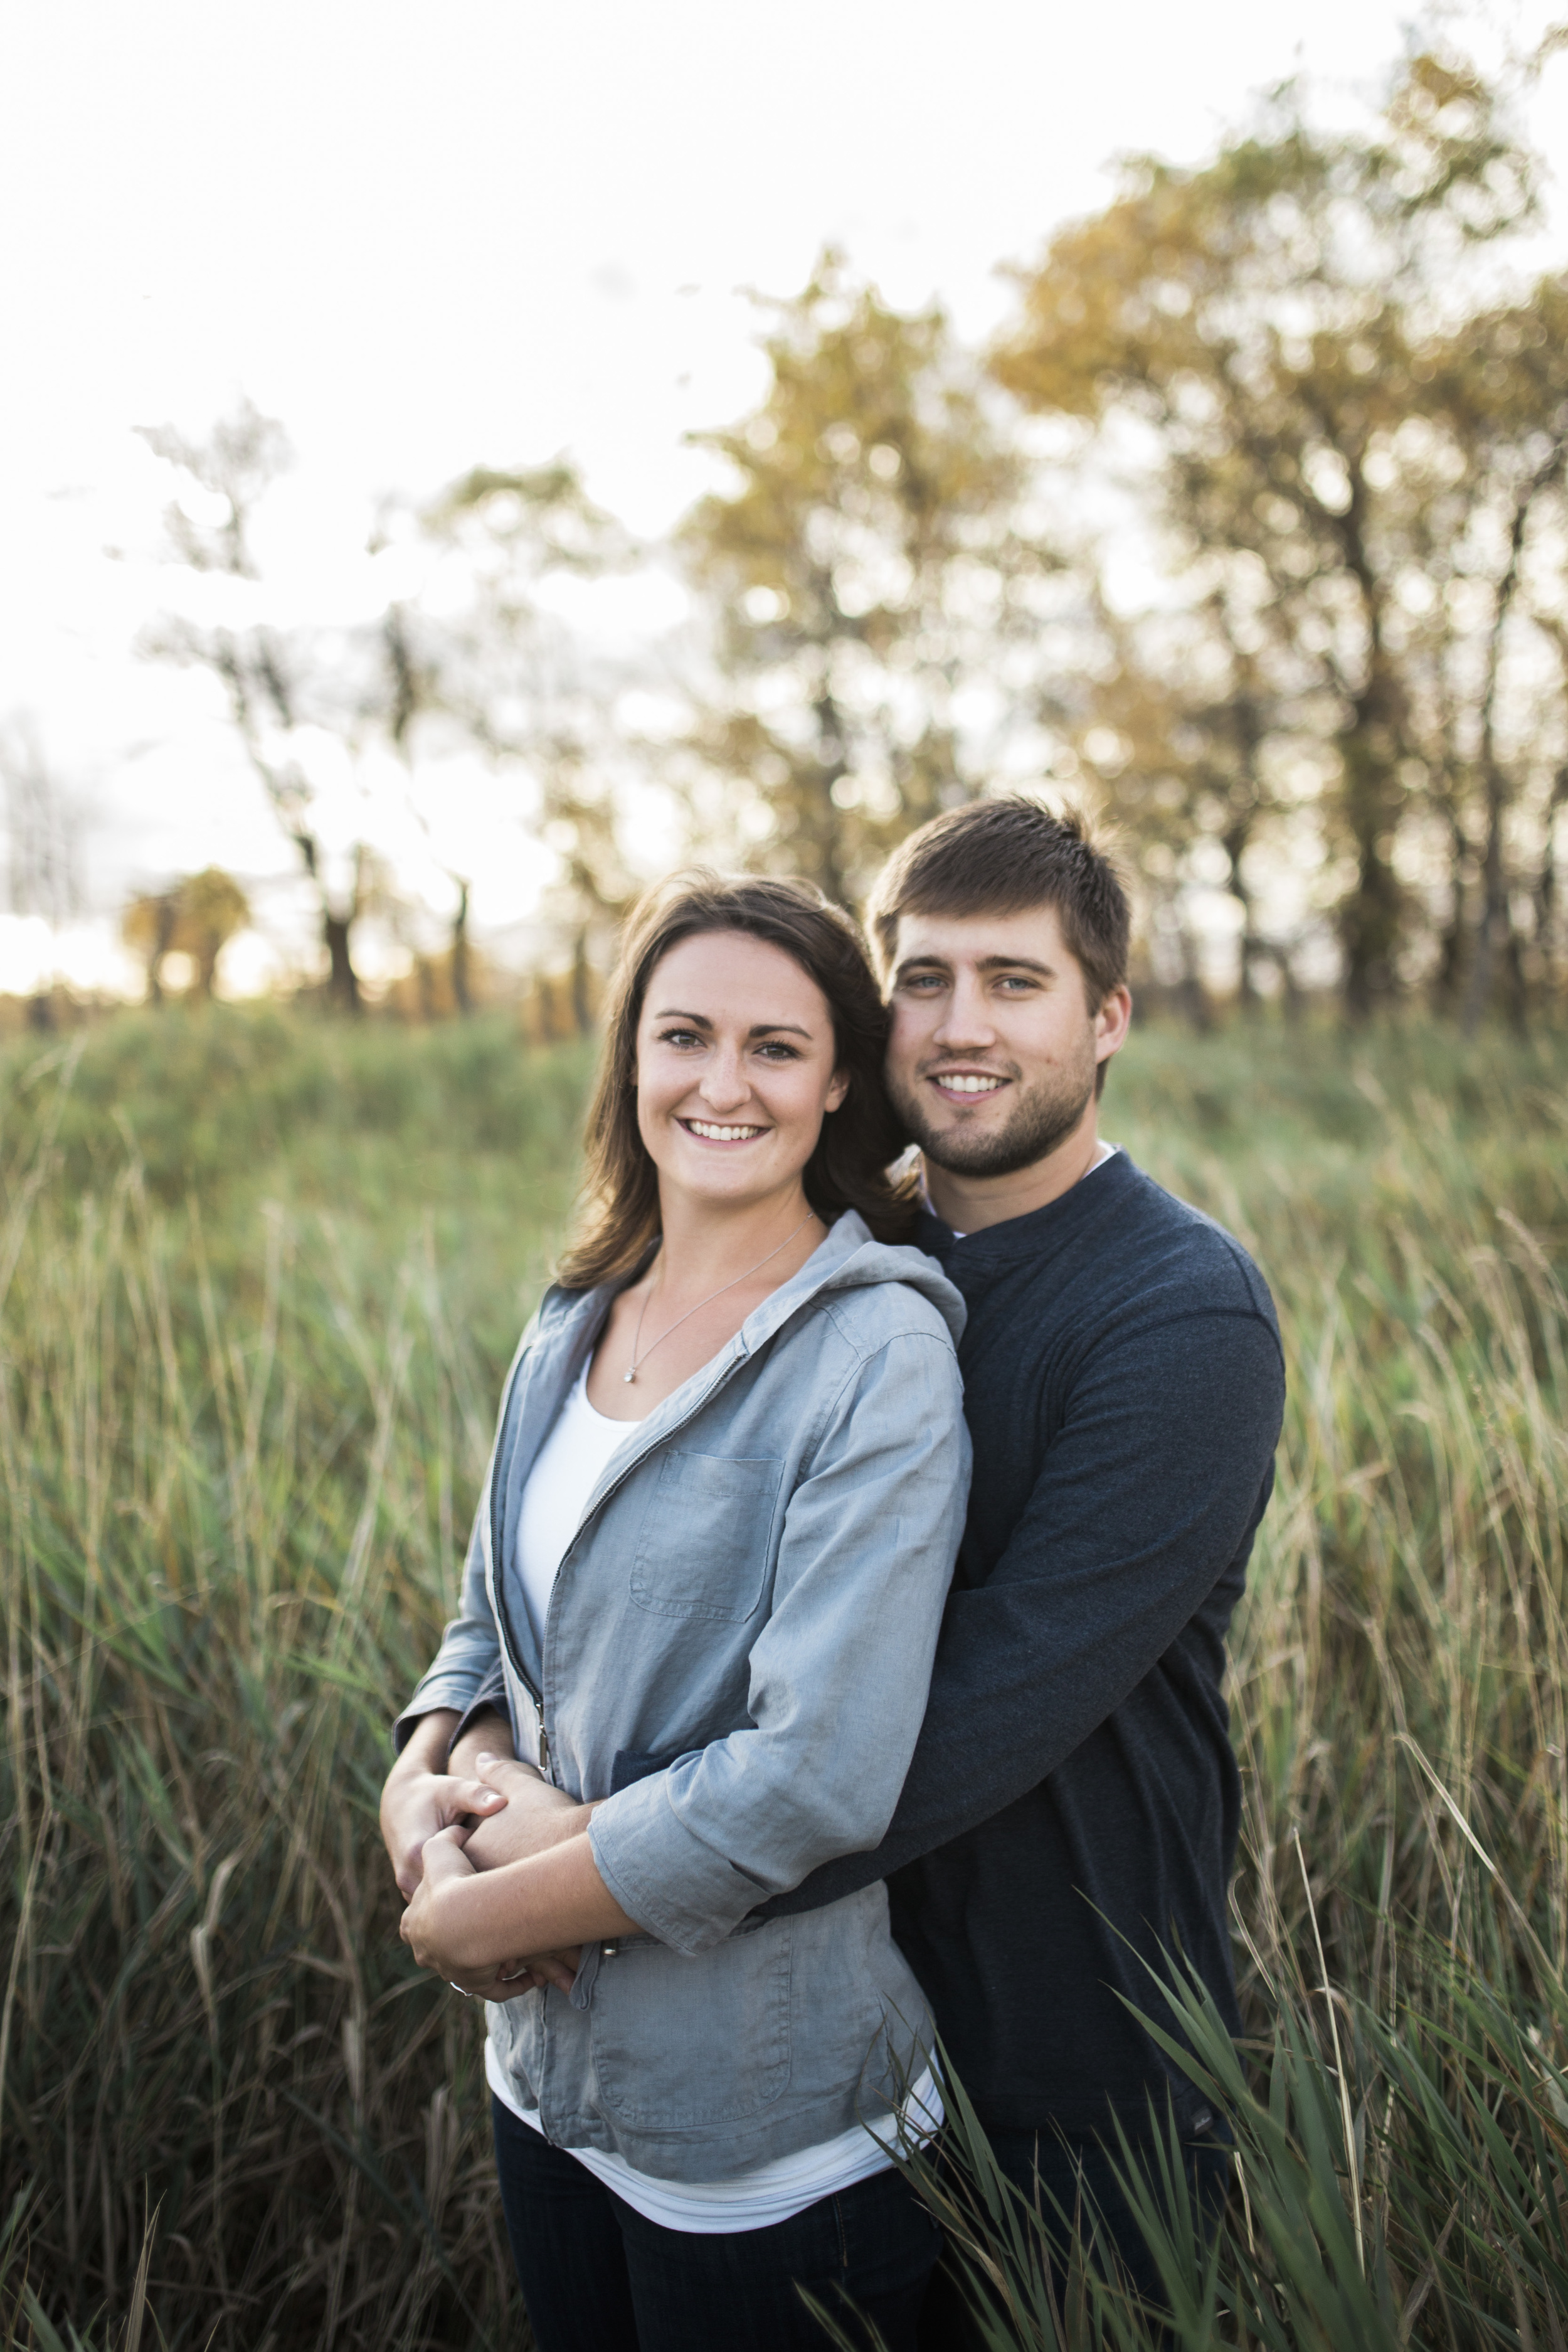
[884,905,1128,1179]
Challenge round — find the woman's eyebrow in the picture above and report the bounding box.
[652,1008,812,1038]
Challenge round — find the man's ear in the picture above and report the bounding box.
[1094,985,1133,1065]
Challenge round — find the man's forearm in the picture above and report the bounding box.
[765,1311,1285,1918]
[416,1833,638,1972]
[462,1751,595,1871]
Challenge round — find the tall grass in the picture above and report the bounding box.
[2,1006,1565,2348]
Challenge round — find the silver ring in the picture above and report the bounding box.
[448,1981,471,1998]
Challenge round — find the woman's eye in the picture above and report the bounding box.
[755,1041,800,1061]
[659,1028,704,1048]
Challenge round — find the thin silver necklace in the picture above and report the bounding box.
[623,1208,822,1384]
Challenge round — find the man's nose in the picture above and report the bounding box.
[931,980,997,1050]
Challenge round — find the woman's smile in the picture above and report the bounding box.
[679,1117,770,1144]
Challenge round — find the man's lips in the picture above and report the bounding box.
[925,1071,1010,1104]
[677,1117,769,1144]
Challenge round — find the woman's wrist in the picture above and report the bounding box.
[447,1710,517,1780]
[392,1708,460,1777]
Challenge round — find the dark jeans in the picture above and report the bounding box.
[918,2121,1233,2348]
[493,2096,943,2352]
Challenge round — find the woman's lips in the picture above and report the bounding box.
[678,1117,768,1144]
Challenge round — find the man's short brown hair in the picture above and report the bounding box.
[866,795,1131,1010]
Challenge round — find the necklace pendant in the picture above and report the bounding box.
[623,1368,637,1384]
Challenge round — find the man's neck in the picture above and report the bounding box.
[923,1109,1106,1235]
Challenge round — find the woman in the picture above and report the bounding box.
[379,873,969,2352]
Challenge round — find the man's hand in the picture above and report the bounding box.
[399,1823,479,1971]
[379,1711,509,1900]
[462,1752,593,1873]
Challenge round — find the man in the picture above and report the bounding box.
[383,797,1283,2306]
[765,797,1284,2310]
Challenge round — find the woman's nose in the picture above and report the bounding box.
[699,1054,751,1110]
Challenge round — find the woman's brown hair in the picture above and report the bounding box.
[556,871,916,1291]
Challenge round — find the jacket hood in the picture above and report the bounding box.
[779,1210,966,1347]
[539,1208,964,1356]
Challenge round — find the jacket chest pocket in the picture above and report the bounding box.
[630,1452,782,1624]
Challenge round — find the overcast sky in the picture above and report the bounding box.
[4,0,1564,994]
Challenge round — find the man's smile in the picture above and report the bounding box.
[926,1069,1010,1104]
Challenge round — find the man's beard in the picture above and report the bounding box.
[889,1047,1097,1181]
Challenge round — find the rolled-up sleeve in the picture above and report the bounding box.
[588,1327,970,1954]
[391,1487,502,1750]
[391,1322,534,1752]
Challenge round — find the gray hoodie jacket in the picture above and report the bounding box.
[397,1211,970,2179]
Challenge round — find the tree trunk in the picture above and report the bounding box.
[1460,436,1565,1037]
[570,927,593,1035]
[1333,481,1407,1019]
[1461,794,1508,1036]
[1431,807,1471,1018]
[1221,822,1259,1006]
[1530,762,1568,1013]
[1337,721,1404,1019]
[323,910,361,1013]
[450,880,472,1016]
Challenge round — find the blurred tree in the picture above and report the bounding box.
[122,867,252,1002]
[122,887,180,1004]
[994,50,1568,1019]
[675,250,1067,906]
[138,400,374,1011]
[0,716,86,1026]
[396,462,644,1023]
[1,716,84,932]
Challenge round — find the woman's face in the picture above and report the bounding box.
[635,930,848,1214]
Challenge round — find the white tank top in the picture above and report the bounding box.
[490,1358,941,2232]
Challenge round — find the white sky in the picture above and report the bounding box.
[3,0,1564,994]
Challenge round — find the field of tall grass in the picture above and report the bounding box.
[2,1004,1565,2349]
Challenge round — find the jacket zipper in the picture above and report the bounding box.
[491,1238,881,1785]
[492,1325,758,1783]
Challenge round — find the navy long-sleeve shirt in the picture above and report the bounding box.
[766,1150,1285,2137]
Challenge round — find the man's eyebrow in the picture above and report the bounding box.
[652,1008,812,1037]
[975,954,1056,977]
[892,954,1057,979]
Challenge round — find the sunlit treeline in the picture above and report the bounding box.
[19,37,1568,1027]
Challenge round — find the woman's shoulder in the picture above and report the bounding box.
[808,1220,965,1358]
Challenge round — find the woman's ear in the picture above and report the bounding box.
[825,1070,850,1115]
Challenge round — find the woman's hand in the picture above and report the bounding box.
[399,1823,478,1972]
[449,1947,584,2000]
[399,1828,584,1994]
[379,1711,509,1900]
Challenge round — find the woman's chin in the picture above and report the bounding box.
[655,1146,804,1208]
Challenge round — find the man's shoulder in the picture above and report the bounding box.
[1111,1159,1278,1327]
[959,1154,1279,1353]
